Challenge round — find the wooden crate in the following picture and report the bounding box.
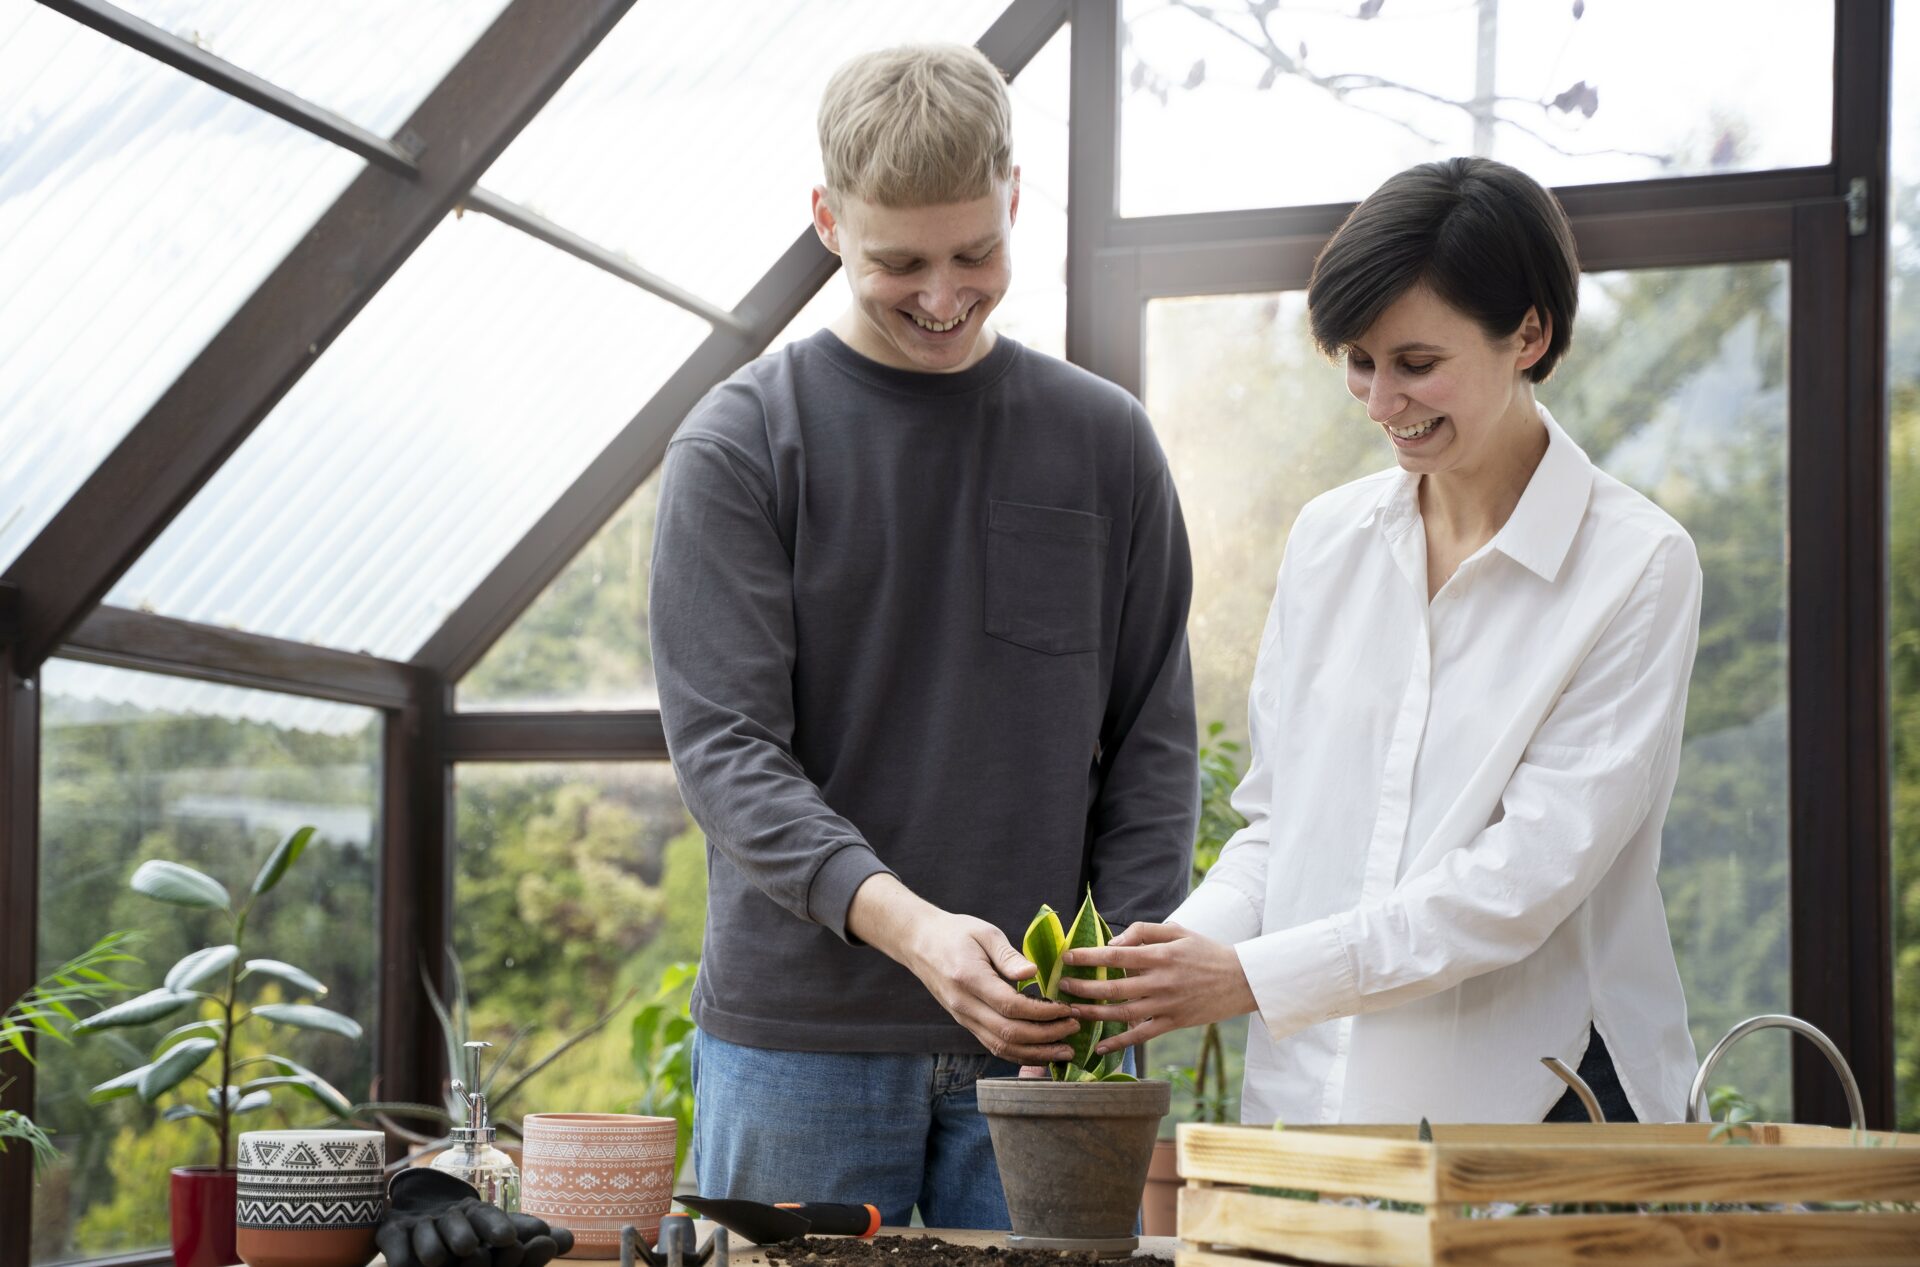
[1176,1121,1920,1266]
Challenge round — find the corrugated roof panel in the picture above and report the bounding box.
[481,0,1018,311]
[0,0,360,574]
[113,0,512,137]
[106,211,710,659]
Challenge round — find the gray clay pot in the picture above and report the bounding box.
[976,1077,1171,1257]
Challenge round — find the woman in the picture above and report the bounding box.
[1062,157,1702,1125]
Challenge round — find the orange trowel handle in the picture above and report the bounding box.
[773,1202,883,1238]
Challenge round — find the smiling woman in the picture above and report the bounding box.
[1066,157,1706,1128]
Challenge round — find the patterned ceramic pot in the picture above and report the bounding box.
[520,1112,677,1259]
[234,1129,385,1267]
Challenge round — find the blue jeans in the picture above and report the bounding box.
[690,1029,1021,1229]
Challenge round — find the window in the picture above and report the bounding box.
[1119,0,1834,217]
[0,3,359,574]
[451,763,702,1114]
[32,661,380,1264]
[1145,261,1793,1114]
[106,213,709,660]
[1888,0,1919,1131]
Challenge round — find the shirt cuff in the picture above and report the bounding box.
[1236,918,1357,1043]
[1169,877,1264,946]
[806,842,892,944]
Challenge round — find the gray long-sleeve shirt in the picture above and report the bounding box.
[650,329,1197,1053]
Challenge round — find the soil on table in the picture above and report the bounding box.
[764,1235,1174,1267]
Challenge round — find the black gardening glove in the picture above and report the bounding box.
[375,1167,574,1267]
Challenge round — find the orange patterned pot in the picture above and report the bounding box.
[520,1112,677,1259]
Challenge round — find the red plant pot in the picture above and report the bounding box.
[170,1166,239,1267]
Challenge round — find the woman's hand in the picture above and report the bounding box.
[1058,922,1259,1052]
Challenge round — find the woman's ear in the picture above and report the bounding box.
[1515,305,1552,374]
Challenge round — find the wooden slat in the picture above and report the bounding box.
[1181,1187,1431,1267]
[62,605,415,710]
[1179,1125,1437,1204]
[442,710,668,762]
[1276,1123,1776,1147]
[1435,1144,1920,1205]
[1434,1212,1920,1267]
[0,645,41,1267]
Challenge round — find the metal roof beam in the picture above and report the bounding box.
[37,0,421,175]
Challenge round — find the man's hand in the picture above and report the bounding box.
[848,874,1080,1063]
[1057,921,1257,1051]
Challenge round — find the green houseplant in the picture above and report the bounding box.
[1018,889,1138,1082]
[0,933,138,1170]
[977,888,1169,1253]
[631,960,697,1181]
[74,827,363,1267]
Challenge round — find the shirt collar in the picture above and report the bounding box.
[1363,404,1595,582]
[1490,404,1593,582]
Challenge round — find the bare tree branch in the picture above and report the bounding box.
[1133,0,1675,167]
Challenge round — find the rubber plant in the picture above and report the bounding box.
[1020,889,1138,1082]
[75,827,363,1174]
[0,933,139,1169]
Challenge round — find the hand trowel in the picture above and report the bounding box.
[674,1195,882,1243]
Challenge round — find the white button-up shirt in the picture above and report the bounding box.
[1171,406,1702,1125]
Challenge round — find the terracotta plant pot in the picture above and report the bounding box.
[1140,1136,1180,1237]
[520,1112,677,1259]
[976,1077,1170,1257]
[170,1166,238,1267]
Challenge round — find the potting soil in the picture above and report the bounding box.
[764,1235,1174,1267]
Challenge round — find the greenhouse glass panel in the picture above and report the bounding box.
[1888,0,1919,1132]
[1120,0,1834,217]
[452,762,701,1114]
[481,0,1018,311]
[1146,262,1792,1117]
[0,0,359,574]
[109,0,511,137]
[458,470,665,712]
[31,660,379,1265]
[107,212,709,659]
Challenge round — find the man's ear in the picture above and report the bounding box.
[812,186,841,256]
[1008,166,1021,227]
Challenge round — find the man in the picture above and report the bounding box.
[649,42,1196,1228]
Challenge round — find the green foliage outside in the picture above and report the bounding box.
[451,765,706,1135]
[30,681,380,1264]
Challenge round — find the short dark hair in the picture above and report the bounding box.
[1306,157,1579,383]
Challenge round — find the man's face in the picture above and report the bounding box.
[812,175,1018,374]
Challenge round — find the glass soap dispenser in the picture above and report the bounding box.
[431,1040,521,1211]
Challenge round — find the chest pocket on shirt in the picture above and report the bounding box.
[984,500,1111,655]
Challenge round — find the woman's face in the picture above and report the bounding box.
[1343,285,1549,478]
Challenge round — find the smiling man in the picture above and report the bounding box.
[648,44,1197,1227]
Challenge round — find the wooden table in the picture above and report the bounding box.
[371,1225,1181,1264]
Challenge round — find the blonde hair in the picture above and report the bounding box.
[818,43,1013,207]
